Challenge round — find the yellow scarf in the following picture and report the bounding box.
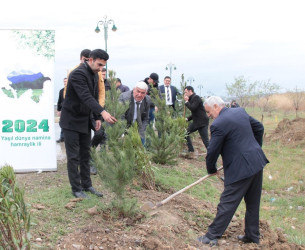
[63,64,105,107]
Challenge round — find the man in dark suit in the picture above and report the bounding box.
[119,81,151,145]
[197,96,269,246]
[159,76,179,110]
[60,49,117,199]
[183,86,209,154]
[56,77,67,143]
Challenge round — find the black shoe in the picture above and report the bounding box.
[90,166,97,175]
[72,191,89,199]
[84,187,103,197]
[197,235,218,246]
[237,235,259,244]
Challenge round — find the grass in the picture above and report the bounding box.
[20,169,107,248]
[15,107,305,247]
[154,163,221,204]
[154,108,305,245]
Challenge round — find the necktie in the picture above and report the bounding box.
[166,86,170,102]
[136,102,142,126]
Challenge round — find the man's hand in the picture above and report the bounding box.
[155,106,158,112]
[184,94,189,102]
[101,110,117,124]
[57,111,61,117]
[95,119,101,131]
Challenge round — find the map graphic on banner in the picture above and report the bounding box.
[0,29,57,172]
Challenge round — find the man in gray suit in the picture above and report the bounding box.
[197,96,269,246]
[119,81,151,145]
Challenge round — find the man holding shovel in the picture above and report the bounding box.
[198,96,269,246]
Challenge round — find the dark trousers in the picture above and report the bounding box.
[186,123,209,152]
[59,129,65,141]
[63,128,92,192]
[206,170,263,243]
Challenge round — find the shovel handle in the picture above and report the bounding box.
[156,166,223,208]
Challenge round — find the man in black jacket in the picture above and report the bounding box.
[56,77,67,143]
[60,49,117,199]
[184,86,209,154]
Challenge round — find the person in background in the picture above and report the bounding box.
[183,86,209,155]
[159,76,179,110]
[56,77,67,143]
[230,99,240,108]
[116,78,129,93]
[197,96,269,246]
[119,81,151,145]
[60,49,117,199]
[145,73,159,124]
[102,68,111,91]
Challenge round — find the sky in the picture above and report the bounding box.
[1,0,305,102]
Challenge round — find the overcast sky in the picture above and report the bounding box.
[1,0,304,101]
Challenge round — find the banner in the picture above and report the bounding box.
[0,29,57,172]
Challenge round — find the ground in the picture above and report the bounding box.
[267,117,305,147]
[15,118,305,250]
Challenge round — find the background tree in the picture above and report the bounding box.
[226,75,258,107]
[288,86,305,118]
[173,74,189,118]
[257,79,280,122]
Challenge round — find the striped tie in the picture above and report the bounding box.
[166,86,170,102]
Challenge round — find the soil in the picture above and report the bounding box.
[16,136,305,250]
[267,117,305,147]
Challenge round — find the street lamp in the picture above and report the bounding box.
[187,76,195,86]
[198,84,204,97]
[165,62,176,79]
[94,16,117,77]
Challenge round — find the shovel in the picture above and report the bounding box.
[143,166,223,211]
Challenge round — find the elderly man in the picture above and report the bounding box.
[119,81,151,145]
[60,49,117,199]
[198,96,269,246]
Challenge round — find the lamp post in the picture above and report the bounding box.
[198,84,204,97]
[165,62,176,79]
[94,16,117,77]
[187,76,195,86]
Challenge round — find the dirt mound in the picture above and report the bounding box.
[267,117,305,146]
[56,189,304,249]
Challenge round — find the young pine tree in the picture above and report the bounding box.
[146,84,187,165]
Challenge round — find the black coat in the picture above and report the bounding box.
[57,88,64,111]
[185,94,209,129]
[60,62,104,134]
[206,107,269,185]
